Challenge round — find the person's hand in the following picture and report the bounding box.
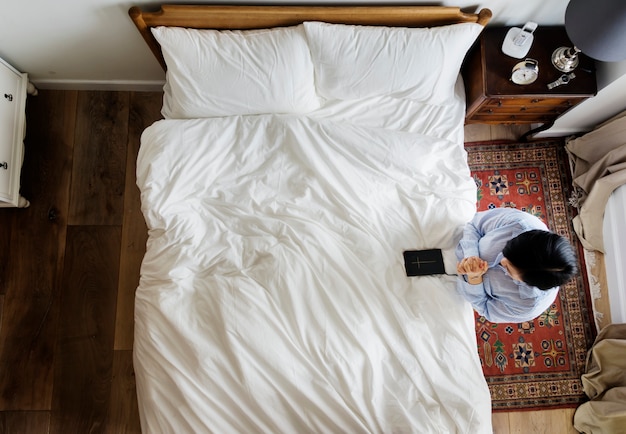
[457,256,488,284]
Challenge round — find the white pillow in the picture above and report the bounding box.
[303,22,483,104]
[152,25,321,118]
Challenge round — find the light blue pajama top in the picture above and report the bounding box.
[455,208,559,323]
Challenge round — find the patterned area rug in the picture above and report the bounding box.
[465,139,597,411]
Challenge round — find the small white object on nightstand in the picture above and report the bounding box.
[502,22,538,58]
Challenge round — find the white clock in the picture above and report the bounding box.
[511,58,539,85]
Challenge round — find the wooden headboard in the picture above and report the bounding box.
[129,4,492,71]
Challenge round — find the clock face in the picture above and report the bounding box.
[511,60,539,85]
[511,67,538,85]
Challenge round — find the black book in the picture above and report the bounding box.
[403,249,445,276]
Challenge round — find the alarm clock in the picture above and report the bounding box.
[511,59,539,85]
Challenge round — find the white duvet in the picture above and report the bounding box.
[135,94,492,433]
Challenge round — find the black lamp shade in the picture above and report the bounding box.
[565,0,626,62]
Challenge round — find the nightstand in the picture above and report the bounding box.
[463,26,597,127]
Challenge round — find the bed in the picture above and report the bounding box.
[129,5,493,433]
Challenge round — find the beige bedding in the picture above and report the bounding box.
[566,110,626,252]
[574,324,626,433]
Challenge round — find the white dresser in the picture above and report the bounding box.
[0,56,31,208]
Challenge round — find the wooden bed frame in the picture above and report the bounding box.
[129,4,492,70]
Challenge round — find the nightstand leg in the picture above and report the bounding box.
[520,121,555,142]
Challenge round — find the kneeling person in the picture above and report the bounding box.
[456,208,577,323]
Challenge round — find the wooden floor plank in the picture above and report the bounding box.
[0,411,50,433]
[50,226,121,433]
[68,91,130,226]
[105,350,141,434]
[490,124,532,141]
[508,408,578,434]
[0,90,77,411]
[464,123,491,143]
[492,412,510,434]
[115,92,162,351]
[0,212,16,300]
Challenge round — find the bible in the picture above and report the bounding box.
[403,249,445,276]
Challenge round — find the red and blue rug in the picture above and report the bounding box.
[465,139,596,411]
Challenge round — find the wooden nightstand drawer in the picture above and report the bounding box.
[483,97,577,108]
[470,113,556,124]
[477,105,564,116]
[475,97,583,117]
[477,106,562,116]
[462,27,597,125]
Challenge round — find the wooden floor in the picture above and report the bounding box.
[0,91,584,433]
[0,90,158,433]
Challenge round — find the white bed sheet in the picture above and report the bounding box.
[135,92,492,433]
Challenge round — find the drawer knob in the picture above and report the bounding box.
[1,162,7,170]
[531,99,540,103]
[4,94,13,102]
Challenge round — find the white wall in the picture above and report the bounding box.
[4,0,624,135]
[0,0,567,90]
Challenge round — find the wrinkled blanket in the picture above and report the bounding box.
[574,323,626,433]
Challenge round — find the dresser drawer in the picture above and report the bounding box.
[0,141,16,197]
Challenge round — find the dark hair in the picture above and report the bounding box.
[502,229,578,290]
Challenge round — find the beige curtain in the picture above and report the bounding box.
[566,110,626,252]
[573,324,626,433]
